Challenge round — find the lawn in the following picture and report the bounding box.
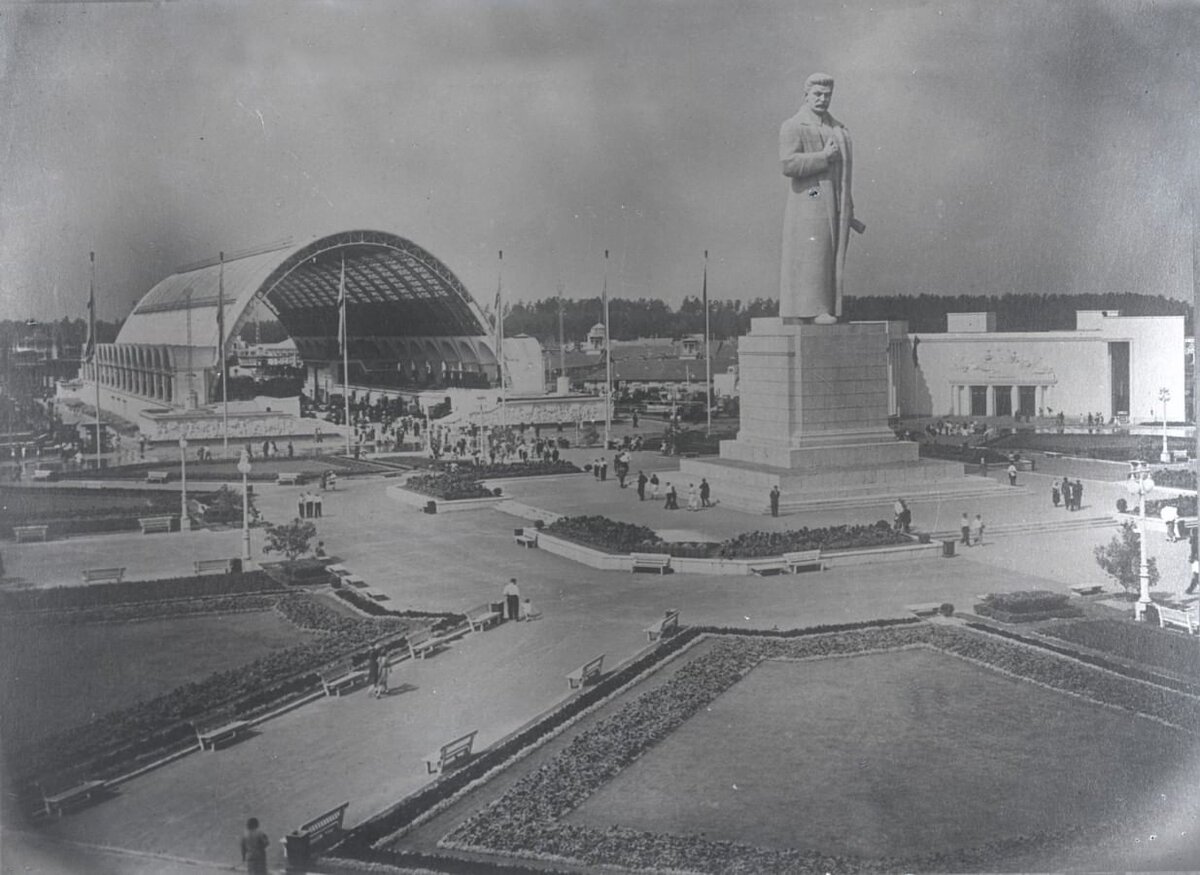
[565,648,1193,859]
[0,610,314,750]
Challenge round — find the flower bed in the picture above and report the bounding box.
[973,590,1082,623]
[0,593,280,626]
[1040,618,1200,679]
[433,460,581,479]
[1145,494,1197,517]
[405,472,498,501]
[423,624,1199,874]
[543,515,906,559]
[0,570,278,612]
[0,485,181,539]
[1150,468,1197,491]
[13,591,409,791]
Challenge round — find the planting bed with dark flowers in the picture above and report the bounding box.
[1041,617,1200,679]
[405,471,498,501]
[543,515,907,558]
[433,460,582,479]
[973,589,1082,623]
[401,623,1200,874]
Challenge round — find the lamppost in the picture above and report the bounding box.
[237,450,252,562]
[178,436,191,531]
[1158,387,1171,463]
[1127,460,1156,621]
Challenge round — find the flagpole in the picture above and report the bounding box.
[219,251,229,456]
[603,249,611,451]
[498,250,506,428]
[703,250,712,437]
[340,254,351,456]
[90,251,101,469]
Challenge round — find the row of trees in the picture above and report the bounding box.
[502,292,1193,342]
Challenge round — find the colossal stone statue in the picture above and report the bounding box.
[779,73,864,323]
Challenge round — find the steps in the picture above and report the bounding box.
[925,514,1118,542]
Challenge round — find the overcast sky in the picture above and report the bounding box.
[1,0,1197,322]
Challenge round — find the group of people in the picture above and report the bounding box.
[296,491,324,519]
[243,439,293,461]
[1051,477,1085,511]
[364,647,391,699]
[502,578,539,621]
[959,512,986,547]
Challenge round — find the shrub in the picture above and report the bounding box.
[1094,522,1160,593]
[262,518,317,562]
[974,590,1082,623]
[1149,468,1197,490]
[940,603,955,617]
[1144,495,1197,517]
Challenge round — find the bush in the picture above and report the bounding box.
[1094,522,1160,593]
[974,590,1082,623]
[940,603,955,617]
[1149,468,1197,490]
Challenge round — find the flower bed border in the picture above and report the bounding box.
[337,622,1200,874]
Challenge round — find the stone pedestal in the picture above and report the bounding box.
[681,319,972,512]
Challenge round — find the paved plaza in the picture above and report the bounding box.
[1,452,1195,873]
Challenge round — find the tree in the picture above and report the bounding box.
[262,518,317,563]
[1094,521,1160,593]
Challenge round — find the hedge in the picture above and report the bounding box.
[1041,618,1200,681]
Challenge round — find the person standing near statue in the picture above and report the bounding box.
[779,73,865,324]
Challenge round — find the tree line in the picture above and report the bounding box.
[502,292,1192,342]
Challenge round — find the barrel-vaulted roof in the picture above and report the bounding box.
[116,230,494,364]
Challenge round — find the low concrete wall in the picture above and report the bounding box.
[535,532,943,576]
[387,483,507,514]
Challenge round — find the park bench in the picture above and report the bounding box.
[749,557,789,576]
[81,567,125,584]
[566,654,605,690]
[193,714,250,751]
[194,558,234,576]
[905,602,945,617]
[425,730,478,774]
[138,515,174,535]
[320,660,368,697]
[327,563,351,578]
[277,472,304,485]
[282,801,349,866]
[31,467,56,481]
[1069,584,1104,597]
[13,524,49,543]
[365,588,390,602]
[631,552,671,574]
[1156,604,1198,635]
[644,609,680,642]
[514,527,538,548]
[145,470,171,483]
[407,627,440,660]
[783,549,824,573]
[37,773,109,817]
[465,602,502,632]
[282,801,350,867]
[344,575,369,589]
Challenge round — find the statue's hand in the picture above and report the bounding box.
[823,139,840,160]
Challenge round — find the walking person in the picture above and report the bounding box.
[637,470,648,501]
[969,513,984,546]
[1073,479,1084,511]
[374,651,390,698]
[686,483,700,512]
[1007,462,1018,486]
[1051,483,1060,508]
[700,478,711,508]
[314,491,323,518]
[366,648,380,691]
[304,491,316,519]
[1061,477,1072,510]
[297,492,307,519]
[240,817,270,874]
[649,473,660,500]
[769,485,781,517]
[503,578,521,621]
[664,483,679,510]
[960,512,971,547]
[1186,555,1199,595]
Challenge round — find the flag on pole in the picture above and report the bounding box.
[337,255,347,356]
[84,251,96,363]
[494,250,503,387]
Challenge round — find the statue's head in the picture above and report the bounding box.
[803,73,834,113]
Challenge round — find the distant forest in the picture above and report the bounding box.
[503,293,1194,342]
[1,292,1190,353]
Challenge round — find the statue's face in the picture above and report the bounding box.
[805,84,833,113]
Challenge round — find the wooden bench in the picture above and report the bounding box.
[1156,604,1198,634]
[566,654,605,689]
[631,552,671,574]
[13,524,49,543]
[644,609,680,642]
[1069,584,1104,597]
[138,515,174,534]
[783,549,824,573]
[81,567,125,584]
[194,558,234,576]
[327,563,351,578]
[749,558,788,576]
[193,715,250,750]
[31,467,56,481]
[365,588,390,602]
[905,602,945,617]
[344,575,369,589]
[38,774,109,817]
[277,472,304,485]
[282,801,349,866]
[514,527,538,548]
[407,627,439,660]
[320,660,369,696]
[425,730,478,774]
[465,603,501,632]
[145,470,170,483]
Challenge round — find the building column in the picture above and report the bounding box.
[1011,385,1020,417]
[985,384,995,417]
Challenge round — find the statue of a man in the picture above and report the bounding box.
[779,73,864,323]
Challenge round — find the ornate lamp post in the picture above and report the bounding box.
[237,450,252,562]
[1127,460,1156,621]
[178,437,191,531]
[1159,387,1171,463]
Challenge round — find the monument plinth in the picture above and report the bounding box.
[681,319,968,512]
